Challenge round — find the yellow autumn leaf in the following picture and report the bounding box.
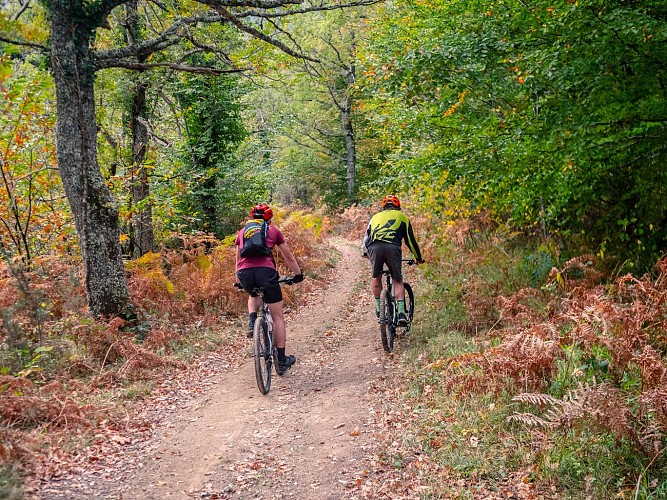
[556,271,564,287]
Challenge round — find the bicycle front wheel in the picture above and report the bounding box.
[253,316,272,394]
[404,282,415,329]
[380,289,396,353]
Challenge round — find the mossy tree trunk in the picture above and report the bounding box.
[48,0,133,317]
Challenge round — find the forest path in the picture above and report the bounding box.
[39,237,396,499]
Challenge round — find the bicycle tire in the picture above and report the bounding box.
[253,316,272,394]
[380,289,396,353]
[404,282,415,328]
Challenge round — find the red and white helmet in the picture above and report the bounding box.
[251,204,273,220]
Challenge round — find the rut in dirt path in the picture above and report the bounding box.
[37,237,396,500]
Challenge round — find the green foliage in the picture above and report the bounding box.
[235,8,377,208]
[167,68,252,237]
[359,0,667,272]
[539,430,643,497]
[380,217,667,497]
[0,60,75,261]
[93,19,263,244]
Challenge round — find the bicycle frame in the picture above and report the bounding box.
[235,278,292,394]
[380,259,414,325]
[378,259,415,353]
[260,300,273,337]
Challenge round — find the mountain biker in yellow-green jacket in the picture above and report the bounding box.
[361,195,424,326]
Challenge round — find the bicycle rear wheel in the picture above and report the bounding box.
[403,282,415,330]
[253,316,272,394]
[380,289,396,353]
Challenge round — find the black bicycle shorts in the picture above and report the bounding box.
[237,267,283,304]
[368,241,403,281]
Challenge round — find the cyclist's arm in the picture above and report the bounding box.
[404,220,423,262]
[361,220,375,257]
[234,234,241,275]
[276,242,302,276]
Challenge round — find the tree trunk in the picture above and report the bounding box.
[49,2,133,317]
[342,61,356,204]
[127,0,155,257]
[130,83,155,256]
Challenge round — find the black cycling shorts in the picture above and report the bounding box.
[237,267,283,304]
[367,241,403,281]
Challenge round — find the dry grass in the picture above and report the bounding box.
[441,228,667,456]
[0,206,332,480]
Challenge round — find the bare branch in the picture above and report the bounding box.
[157,90,185,140]
[85,0,135,29]
[205,5,320,63]
[10,0,32,21]
[326,82,343,111]
[147,0,169,11]
[284,130,339,159]
[91,0,377,69]
[197,0,301,9]
[96,60,249,74]
[136,117,171,147]
[233,0,382,18]
[94,13,226,61]
[97,124,119,149]
[0,35,48,52]
[265,17,307,56]
[182,35,237,67]
[283,113,343,154]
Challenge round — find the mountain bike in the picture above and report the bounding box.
[379,259,415,353]
[235,278,294,395]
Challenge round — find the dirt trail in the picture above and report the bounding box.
[39,237,395,499]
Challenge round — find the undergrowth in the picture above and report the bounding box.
[0,465,22,500]
[0,205,332,493]
[372,216,667,499]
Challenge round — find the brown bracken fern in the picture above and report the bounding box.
[509,381,634,441]
[503,256,667,456]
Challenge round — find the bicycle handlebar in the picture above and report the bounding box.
[405,258,426,265]
[383,259,418,270]
[233,277,296,291]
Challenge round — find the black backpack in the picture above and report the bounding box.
[240,219,271,257]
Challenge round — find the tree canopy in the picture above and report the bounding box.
[0,0,665,319]
[360,0,667,270]
[1,0,376,316]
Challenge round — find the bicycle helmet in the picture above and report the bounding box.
[251,204,273,220]
[381,195,401,209]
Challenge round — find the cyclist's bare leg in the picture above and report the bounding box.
[393,280,405,301]
[371,277,382,299]
[267,301,286,348]
[248,295,262,314]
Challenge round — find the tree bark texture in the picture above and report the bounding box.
[49,2,132,317]
[127,0,155,257]
[342,62,356,204]
[130,82,155,256]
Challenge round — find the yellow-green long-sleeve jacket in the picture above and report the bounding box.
[362,208,422,261]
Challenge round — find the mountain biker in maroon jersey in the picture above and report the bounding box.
[361,195,424,326]
[235,204,303,374]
